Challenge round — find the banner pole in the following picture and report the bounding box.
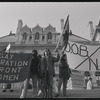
[20,54,32,98]
[21,76,30,98]
[55,31,63,52]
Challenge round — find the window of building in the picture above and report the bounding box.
[29,36,32,41]
[22,32,27,41]
[42,35,45,41]
[48,32,52,40]
[35,32,39,40]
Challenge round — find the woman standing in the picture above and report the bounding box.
[42,48,60,98]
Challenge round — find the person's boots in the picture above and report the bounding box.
[2,89,7,92]
[10,83,14,92]
[2,83,7,92]
[37,90,42,96]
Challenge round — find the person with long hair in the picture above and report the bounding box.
[41,48,60,98]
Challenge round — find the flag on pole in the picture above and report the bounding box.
[0,44,11,53]
[0,44,11,66]
[61,15,70,53]
[6,44,11,52]
[55,15,70,52]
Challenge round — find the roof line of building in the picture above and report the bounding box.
[0,33,15,39]
[71,33,90,41]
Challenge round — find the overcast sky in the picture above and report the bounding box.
[0,2,100,40]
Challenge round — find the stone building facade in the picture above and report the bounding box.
[10,19,60,54]
[0,19,93,90]
[16,20,58,45]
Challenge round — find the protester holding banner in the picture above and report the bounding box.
[29,50,40,97]
[56,53,71,97]
[41,48,60,98]
[20,50,40,98]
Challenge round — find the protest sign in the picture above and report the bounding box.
[0,53,32,83]
[65,41,100,71]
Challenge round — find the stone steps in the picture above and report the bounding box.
[0,89,100,98]
[65,89,100,98]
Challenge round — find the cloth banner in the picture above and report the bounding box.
[65,41,100,71]
[0,53,32,83]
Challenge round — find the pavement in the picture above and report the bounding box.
[0,89,100,98]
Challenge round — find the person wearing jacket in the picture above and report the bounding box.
[20,50,40,98]
[42,48,60,98]
[57,53,71,96]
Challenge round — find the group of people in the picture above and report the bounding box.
[2,48,93,98]
[20,48,71,98]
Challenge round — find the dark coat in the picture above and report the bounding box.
[42,54,60,75]
[59,60,71,79]
[37,59,44,78]
[30,56,40,75]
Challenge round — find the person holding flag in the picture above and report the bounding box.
[57,53,71,96]
[54,15,71,97]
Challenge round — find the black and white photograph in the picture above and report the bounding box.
[0,2,100,98]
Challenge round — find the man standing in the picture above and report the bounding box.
[20,50,40,98]
[30,50,40,97]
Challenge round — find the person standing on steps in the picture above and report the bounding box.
[87,77,93,90]
[56,53,71,97]
[20,50,40,98]
[42,48,60,98]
